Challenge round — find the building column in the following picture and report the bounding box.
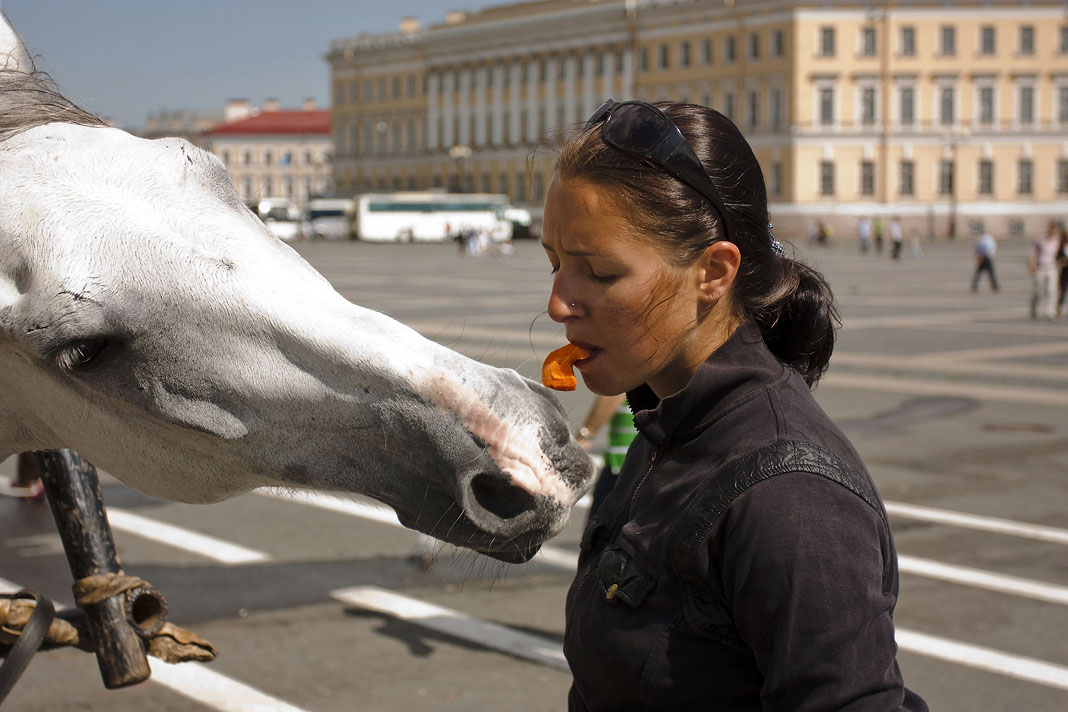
[564,53,577,126]
[545,55,558,135]
[622,45,635,100]
[509,61,522,145]
[526,58,539,143]
[441,70,454,148]
[458,66,471,146]
[583,50,596,118]
[492,62,505,145]
[427,71,440,150]
[602,47,616,103]
[475,65,488,147]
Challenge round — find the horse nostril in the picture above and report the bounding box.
[470,473,536,521]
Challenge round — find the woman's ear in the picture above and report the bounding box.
[695,241,741,304]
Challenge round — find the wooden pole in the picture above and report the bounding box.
[34,449,151,689]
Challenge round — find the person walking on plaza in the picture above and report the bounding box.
[543,99,927,711]
[889,216,904,260]
[1030,221,1061,320]
[858,216,872,253]
[874,216,885,253]
[1057,224,1068,319]
[573,394,637,521]
[972,226,999,292]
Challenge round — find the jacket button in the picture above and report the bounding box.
[605,583,619,601]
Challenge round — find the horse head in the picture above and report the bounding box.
[0,13,592,563]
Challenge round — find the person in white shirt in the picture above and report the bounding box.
[1030,221,1062,320]
[972,227,999,292]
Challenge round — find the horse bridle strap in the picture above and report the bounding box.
[0,589,55,706]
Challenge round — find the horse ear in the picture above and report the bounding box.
[0,11,33,73]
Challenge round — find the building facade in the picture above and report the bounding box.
[204,99,333,210]
[328,0,1068,237]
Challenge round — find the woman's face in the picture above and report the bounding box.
[542,177,712,397]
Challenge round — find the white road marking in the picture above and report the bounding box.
[821,372,1068,407]
[898,555,1068,606]
[106,508,269,564]
[148,658,313,712]
[895,628,1068,692]
[885,501,1068,545]
[0,578,312,712]
[257,488,402,527]
[331,585,569,672]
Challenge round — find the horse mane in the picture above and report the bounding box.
[0,62,107,144]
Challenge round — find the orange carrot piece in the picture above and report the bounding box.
[542,344,592,391]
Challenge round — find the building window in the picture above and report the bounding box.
[939,85,955,125]
[770,161,782,196]
[679,41,691,67]
[978,160,994,195]
[771,30,784,58]
[979,86,995,124]
[980,26,995,55]
[940,25,956,55]
[725,36,737,62]
[819,26,835,57]
[819,161,835,196]
[819,86,835,125]
[221,150,230,166]
[407,75,416,97]
[639,46,649,71]
[391,77,400,98]
[1061,26,1068,54]
[1059,85,1068,123]
[748,32,760,60]
[263,150,273,166]
[747,90,760,129]
[900,26,915,56]
[1058,159,1068,193]
[899,86,915,125]
[860,86,877,125]
[241,177,252,198]
[724,90,736,122]
[515,173,527,203]
[860,27,876,57]
[899,160,914,195]
[281,150,292,166]
[771,87,784,129]
[1019,26,1035,55]
[498,172,508,195]
[701,38,713,65]
[1019,85,1035,124]
[263,177,273,196]
[860,160,875,195]
[657,43,669,69]
[377,78,386,100]
[1018,159,1033,194]
[939,159,954,196]
[242,150,251,165]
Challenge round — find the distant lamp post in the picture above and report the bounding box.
[448,144,472,192]
[942,126,970,240]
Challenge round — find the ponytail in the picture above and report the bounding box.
[748,258,839,386]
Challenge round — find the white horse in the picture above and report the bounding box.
[0,15,591,563]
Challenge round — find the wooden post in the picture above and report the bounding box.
[34,449,152,689]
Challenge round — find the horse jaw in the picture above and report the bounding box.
[0,122,593,561]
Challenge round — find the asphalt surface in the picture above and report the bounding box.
[2,234,1066,711]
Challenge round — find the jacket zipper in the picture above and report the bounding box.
[626,445,661,519]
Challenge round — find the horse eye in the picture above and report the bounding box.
[55,339,110,371]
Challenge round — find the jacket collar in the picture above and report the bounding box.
[627,322,786,445]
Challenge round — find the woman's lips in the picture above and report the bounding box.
[570,344,600,369]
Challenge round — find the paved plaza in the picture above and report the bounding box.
[2,234,1066,711]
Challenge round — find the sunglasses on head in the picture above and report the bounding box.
[584,99,734,244]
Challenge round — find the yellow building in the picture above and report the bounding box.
[327,0,1068,238]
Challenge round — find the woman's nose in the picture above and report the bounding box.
[547,282,581,323]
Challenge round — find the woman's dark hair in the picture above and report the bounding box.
[553,101,838,386]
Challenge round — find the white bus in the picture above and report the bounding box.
[353,192,513,243]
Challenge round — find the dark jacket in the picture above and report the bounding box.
[564,324,927,711]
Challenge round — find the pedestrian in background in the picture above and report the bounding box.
[858,216,872,253]
[1056,224,1068,319]
[1030,221,1061,320]
[543,99,926,711]
[972,226,999,292]
[573,394,636,521]
[874,216,885,253]
[889,216,904,260]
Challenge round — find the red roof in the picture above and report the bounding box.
[207,110,330,135]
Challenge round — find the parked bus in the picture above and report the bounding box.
[353,192,513,243]
[302,197,355,240]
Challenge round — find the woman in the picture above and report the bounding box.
[543,101,927,711]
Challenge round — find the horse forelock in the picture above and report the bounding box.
[0,66,106,145]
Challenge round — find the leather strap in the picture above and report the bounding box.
[0,589,56,706]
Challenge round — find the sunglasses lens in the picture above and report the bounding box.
[604,104,670,153]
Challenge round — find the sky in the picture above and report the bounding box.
[1,0,490,129]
